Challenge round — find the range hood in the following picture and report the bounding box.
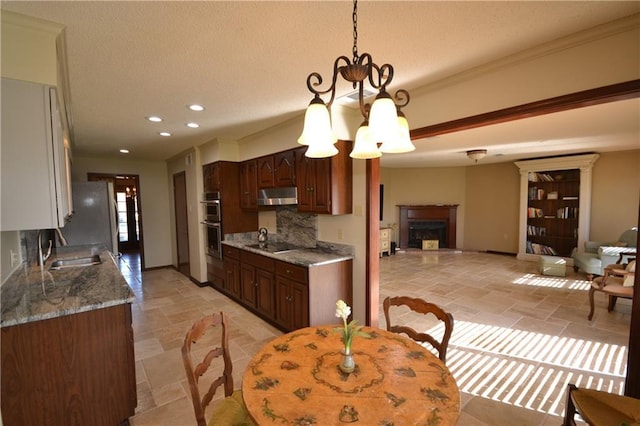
[257,187,298,206]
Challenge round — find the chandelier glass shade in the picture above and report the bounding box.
[466,149,488,162]
[299,0,415,159]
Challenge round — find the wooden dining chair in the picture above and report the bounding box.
[383,296,454,364]
[562,383,640,425]
[181,312,254,426]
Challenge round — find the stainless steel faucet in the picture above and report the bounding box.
[37,228,68,266]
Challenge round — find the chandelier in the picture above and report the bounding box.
[298,0,415,159]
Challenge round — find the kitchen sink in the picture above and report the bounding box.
[245,242,300,254]
[49,255,102,270]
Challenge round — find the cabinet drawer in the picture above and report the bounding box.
[241,250,275,272]
[275,261,308,284]
[223,245,240,260]
[380,229,390,238]
[380,241,390,250]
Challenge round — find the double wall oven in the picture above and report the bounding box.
[201,191,222,259]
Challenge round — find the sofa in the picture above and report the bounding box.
[572,228,638,279]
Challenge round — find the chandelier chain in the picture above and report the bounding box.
[352,0,358,63]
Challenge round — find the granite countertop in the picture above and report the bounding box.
[222,240,353,267]
[1,245,135,327]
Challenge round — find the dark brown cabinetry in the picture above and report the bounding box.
[203,161,222,192]
[295,140,352,214]
[275,261,310,330]
[203,161,257,287]
[526,169,580,257]
[240,159,259,210]
[239,250,276,318]
[218,245,352,332]
[222,245,241,298]
[258,150,297,189]
[1,304,136,426]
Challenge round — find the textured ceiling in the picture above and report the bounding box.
[2,1,639,167]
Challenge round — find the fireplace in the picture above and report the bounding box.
[398,205,458,249]
[408,221,447,248]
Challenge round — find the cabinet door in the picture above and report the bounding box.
[295,147,315,212]
[275,276,292,329]
[311,156,332,214]
[1,79,71,230]
[257,156,275,189]
[240,159,258,210]
[274,150,296,187]
[255,269,275,317]
[289,280,309,330]
[223,257,240,297]
[203,162,221,192]
[240,264,257,306]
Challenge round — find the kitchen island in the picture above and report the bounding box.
[220,240,353,331]
[1,246,136,426]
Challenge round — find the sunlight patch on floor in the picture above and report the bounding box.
[512,273,591,290]
[417,319,626,418]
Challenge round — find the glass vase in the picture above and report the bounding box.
[339,347,355,374]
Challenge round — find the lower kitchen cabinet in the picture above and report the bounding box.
[275,261,310,330]
[240,250,276,318]
[219,245,352,332]
[222,245,241,298]
[1,303,136,426]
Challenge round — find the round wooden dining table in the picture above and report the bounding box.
[242,325,460,425]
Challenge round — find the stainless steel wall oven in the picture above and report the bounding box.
[202,191,222,259]
[201,191,221,223]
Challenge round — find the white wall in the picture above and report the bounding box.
[71,156,172,269]
[166,148,207,282]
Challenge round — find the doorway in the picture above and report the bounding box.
[88,173,144,269]
[173,171,190,277]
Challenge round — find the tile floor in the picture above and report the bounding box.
[120,249,631,425]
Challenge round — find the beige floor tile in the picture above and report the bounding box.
[123,250,630,425]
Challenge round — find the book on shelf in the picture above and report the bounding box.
[557,207,579,219]
[526,241,558,255]
[528,172,554,182]
[527,207,544,218]
[547,191,558,200]
[562,196,578,200]
[527,225,546,236]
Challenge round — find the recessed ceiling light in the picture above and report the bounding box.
[146,116,162,122]
[160,132,171,137]
[188,104,205,112]
[186,122,199,128]
[120,149,129,154]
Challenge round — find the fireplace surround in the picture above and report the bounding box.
[398,205,458,249]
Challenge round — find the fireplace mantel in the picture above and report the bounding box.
[398,205,458,249]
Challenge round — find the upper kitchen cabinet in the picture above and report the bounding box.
[257,150,296,189]
[203,161,257,234]
[240,159,259,210]
[295,141,353,215]
[203,162,222,192]
[1,78,73,231]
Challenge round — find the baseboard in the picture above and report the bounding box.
[484,250,517,257]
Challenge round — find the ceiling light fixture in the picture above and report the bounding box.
[146,116,162,122]
[159,132,171,137]
[186,122,199,128]
[298,0,415,159]
[188,104,205,112]
[466,149,487,162]
[119,149,129,154]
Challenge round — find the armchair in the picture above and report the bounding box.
[572,228,637,280]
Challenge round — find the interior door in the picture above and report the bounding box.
[173,171,189,277]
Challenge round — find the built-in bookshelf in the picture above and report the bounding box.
[515,154,599,262]
[525,169,579,256]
